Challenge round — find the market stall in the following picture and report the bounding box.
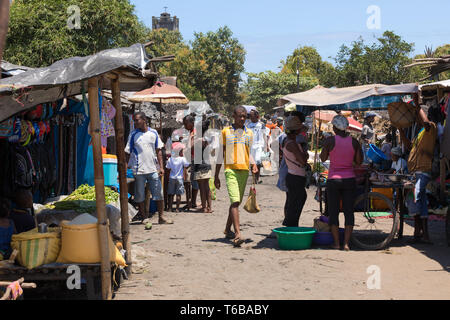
[419,79,450,245]
[0,43,171,299]
[279,83,421,250]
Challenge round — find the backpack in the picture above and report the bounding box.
[12,145,35,190]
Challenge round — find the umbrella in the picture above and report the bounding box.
[129,81,189,134]
[312,110,362,132]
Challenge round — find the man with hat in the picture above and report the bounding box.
[320,115,363,250]
[387,147,407,174]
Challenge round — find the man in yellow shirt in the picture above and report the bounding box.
[215,106,258,247]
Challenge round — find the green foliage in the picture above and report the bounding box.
[190,26,246,113]
[280,46,338,87]
[5,0,149,67]
[434,44,450,81]
[144,26,245,109]
[334,31,417,86]
[243,71,318,113]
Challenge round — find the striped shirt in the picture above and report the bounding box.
[222,125,253,170]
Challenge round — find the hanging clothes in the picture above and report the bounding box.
[100,99,116,147]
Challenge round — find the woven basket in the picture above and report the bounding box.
[387,102,416,128]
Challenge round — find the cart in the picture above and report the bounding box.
[317,168,415,250]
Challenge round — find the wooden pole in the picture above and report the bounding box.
[0,0,10,80]
[111,77,132,275]
[88,77,112,300]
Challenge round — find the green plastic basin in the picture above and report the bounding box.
[273,227,316,250]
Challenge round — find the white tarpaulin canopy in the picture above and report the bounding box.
[419,79,450,91]
[279,83,419,107]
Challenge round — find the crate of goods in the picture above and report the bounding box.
[371,188,394,210]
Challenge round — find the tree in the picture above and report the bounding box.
[333,31,417,86]
[243,71,318,114]
[4,0,148,67]
[280,46,338,87]
[190,26,246,113]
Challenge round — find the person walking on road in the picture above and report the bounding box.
[246,109,268,184]
[125,112,173,224]
[215,106,258,247]
[320,115,363,250]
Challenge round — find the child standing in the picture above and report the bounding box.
[0,198,16,261]
[166,142,190,212]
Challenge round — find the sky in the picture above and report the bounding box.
[130,0,450,75]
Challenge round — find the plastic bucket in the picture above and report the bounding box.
[312,228,345,245]
[102,154,118,186]
[366,144,387,164]
[273,227,316,250]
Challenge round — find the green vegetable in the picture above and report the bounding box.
[47,184,119,213]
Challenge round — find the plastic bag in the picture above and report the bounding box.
[244,184,260,213]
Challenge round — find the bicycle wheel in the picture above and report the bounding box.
[351,191,399,250]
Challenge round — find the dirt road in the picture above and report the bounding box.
[116,174,450,300]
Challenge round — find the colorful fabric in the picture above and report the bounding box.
[225,169,249,204]
[100,99,116,147]
[7,281,23,300]
[222,125,253,170]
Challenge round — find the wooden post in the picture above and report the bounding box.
[88,77,111,300]
[111,77,132,275]
[0,0,10,80]
[440,158,446,202]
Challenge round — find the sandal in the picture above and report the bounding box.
[224,231,235,239]
[131,213,144,223]
[158,217,174,224]
[232,237,245,247]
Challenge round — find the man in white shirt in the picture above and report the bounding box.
[247,109,268,183]
[125,112,173,224]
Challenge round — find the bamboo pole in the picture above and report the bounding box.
[88,77,111,300]
[111,77,132,275]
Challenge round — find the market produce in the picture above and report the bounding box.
[45,184,119,213]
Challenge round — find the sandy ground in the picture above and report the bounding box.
[115,173,450,300]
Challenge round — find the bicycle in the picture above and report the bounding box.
[317,168,413,250]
